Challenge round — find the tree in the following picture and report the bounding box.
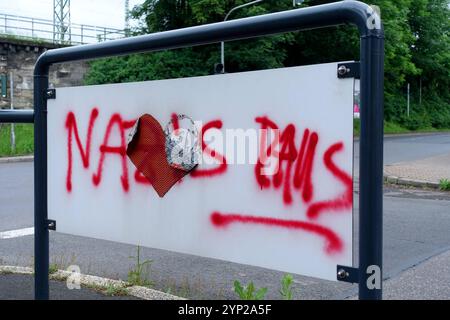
[85,0,450,129]
[407,0,450,127]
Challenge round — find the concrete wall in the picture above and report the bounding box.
[0,37,89,109]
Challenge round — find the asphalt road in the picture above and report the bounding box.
[1,133,450,299]
[353,132,450,178]
[0,274,136,300]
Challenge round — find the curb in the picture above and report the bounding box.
[383,175,440,189]
[354,131,450,141]
[0,155,34,163]
[0,265,184,300]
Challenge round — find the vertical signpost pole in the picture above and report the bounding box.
[358,23,384,300]
[34,68,50,300]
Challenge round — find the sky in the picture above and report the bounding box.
[0,0,145,29]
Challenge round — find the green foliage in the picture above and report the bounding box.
[354,119,412,135]
[104,283,129,296]
[383,121,411,134]
[0,124,34,157]
[48,263,59,275]
[233,280,267,300]
[279,274,294,300]
[439,179,450,191]
[85,0,450,130]
[85,48,210,84]
[127,246,153,287]
[353,118,361,135]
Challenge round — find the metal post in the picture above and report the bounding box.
[419,78,422,106]
[10,72,15,153]
[33,69,49,300]
[358,28,384,300]
[220,0,263,73]
[407,82,410,117]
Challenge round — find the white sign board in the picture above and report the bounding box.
[48,62,354,281]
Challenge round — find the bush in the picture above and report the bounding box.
[398,112,431,131]
[426,101,450,129]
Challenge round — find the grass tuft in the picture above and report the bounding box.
[0,124,34,156]
[439,179,450,191]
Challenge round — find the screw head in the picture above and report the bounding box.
[338,65,349,76]
[337,269,348,279]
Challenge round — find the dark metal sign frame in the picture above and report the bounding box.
[0,0,384,300]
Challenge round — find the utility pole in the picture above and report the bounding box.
[53,0,71,44]
[10,71,15,153]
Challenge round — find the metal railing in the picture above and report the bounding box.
[0,13,126,45]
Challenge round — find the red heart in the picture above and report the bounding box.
[126,114,190,197]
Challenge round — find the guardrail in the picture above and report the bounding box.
[0,13,126,45]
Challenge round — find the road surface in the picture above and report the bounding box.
[1,133,450,299]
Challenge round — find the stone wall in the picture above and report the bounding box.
[0,37,89,109]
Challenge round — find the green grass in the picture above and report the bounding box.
[439,179,450,191]
[0,124,34,157]
[279,274,295,300]
[354,119,450,136]
[82,282,129,297]
[48,263,59,275]
[384,121,411,134]
[127,246,153,287]
[104,282,129,296]
[233,280,267,300]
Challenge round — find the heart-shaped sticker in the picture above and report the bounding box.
[127,114,193,197]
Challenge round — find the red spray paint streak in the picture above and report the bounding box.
[171,113,180,133]
[306,142,353,220]
[190,120,227,178]
[91,114,135,192]
[293,130,318,203]
[254,116,318,206]
[170,113,183,183]
[254,116,279,189]
[273,124,297,205]
[211,211,343,254]
[65,108,99,192]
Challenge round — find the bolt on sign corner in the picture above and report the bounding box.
[47,62,355,281]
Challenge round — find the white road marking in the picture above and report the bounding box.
[0,227,34,239]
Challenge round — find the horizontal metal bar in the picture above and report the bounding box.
[0,13,56,24]
[0,110,34,123]
[0,13,123,32]
[35,0,381,74]
[0,26,123,39]
[0,26,53,34]
[0,30,124,45]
